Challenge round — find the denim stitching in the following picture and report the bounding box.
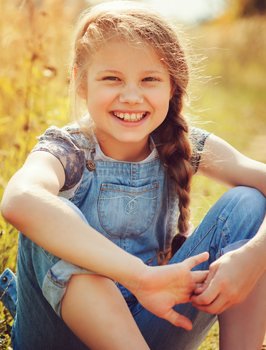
[98,183,159,237]
[46,269,67,288]
[101,182,159,193]
[185,222,217,258]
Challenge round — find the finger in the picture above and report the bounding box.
[191,278,219,306]
[193,295,230,314]
[195,282,205,289]
[193,283,207,295]
[193,281,208,295]
[163,309,193,330]
[193,264,218,296]
[194,271,214,294]
[203,264,217,286]
[184,252,209,270]
[191,270,209,283]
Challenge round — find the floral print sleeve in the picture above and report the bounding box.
[189,127,210,173]
[31,126,86,191]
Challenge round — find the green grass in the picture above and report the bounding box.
[0,3,265,348]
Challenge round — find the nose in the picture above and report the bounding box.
[119,84,144,104]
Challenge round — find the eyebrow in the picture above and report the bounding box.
[97,69,166,75]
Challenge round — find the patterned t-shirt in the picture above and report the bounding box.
[32,123,210,193]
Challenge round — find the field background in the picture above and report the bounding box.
[0,1,265,349]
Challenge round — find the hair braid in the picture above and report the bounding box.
[155,92,193,258]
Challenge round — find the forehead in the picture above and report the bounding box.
[89,38,167,71]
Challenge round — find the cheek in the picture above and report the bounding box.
[86,88,114,112]
[94,88,118,106]
[151,90,171,114]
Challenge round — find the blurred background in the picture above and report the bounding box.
[0,0,265,348]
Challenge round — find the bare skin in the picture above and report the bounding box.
[62,254,209,349]
[192,217,266,350]
[61,274,149,350]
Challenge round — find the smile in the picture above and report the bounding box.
[112,111,148,122]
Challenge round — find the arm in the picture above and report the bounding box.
[1,151,209,328]
[198,133,266,195]
[1,151,144,289]
[192,216,266,313]
[191,134,266,313]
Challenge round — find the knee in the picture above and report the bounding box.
[61,274,117,321]
[224,186,266,221]
[229,186,265,207]
[68,273,110,289]
[64,274,115,303]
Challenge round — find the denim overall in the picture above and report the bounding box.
[1,126,265,349]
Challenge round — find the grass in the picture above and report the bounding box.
[0,2,265,348]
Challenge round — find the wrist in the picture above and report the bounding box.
[238,243,265,275]
[119,257,147,294]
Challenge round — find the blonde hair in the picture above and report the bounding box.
[70,1,193,257]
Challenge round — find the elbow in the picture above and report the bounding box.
[1,187,33,228]
[1,203,18,227]
[1,194,14,224]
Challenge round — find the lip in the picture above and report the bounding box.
[112,110,148,113]
[110,111,150,126]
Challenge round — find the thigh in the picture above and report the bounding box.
[12,197,92,349]
[12,234,89,350]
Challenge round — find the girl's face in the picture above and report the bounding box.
[83,39,172,161]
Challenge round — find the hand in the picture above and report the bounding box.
[191,248,265,314]
[132,252,209,330]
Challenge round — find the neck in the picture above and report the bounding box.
[96,136,151,162]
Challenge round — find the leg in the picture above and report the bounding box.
[192,186,266,350]
[211,187,266,350]
[12,234,89,350]
[61,274,149,350]
[219,272,266,350]
[134,187,265,349]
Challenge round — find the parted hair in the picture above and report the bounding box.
[71,1,193,258]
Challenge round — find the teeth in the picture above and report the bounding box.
[113,112,146,122]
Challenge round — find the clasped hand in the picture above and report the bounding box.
[191,248,264,314]
[132,252,209,330]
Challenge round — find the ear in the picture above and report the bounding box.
[72,64,87,100]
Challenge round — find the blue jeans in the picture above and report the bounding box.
[133,186,266,349]
[1,186,265,349]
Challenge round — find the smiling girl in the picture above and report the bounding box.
[1,1,266,349]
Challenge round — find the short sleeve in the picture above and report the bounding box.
[31,126,86,191]
[189,127,210,173]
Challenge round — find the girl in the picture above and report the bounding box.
[1,1,266,349]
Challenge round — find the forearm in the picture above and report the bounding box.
[1,185,145,292]
[240,215,266,273]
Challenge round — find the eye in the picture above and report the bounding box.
[102,76,121,81]
[142,77,161,82]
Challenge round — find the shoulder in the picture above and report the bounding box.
[189,126,211,173]
[36,123,94,151]
[189,126,211,150]
[32,123,95,192]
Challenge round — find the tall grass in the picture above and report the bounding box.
[0,1,265,348]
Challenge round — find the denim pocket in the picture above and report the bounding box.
[98,182,159,237]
